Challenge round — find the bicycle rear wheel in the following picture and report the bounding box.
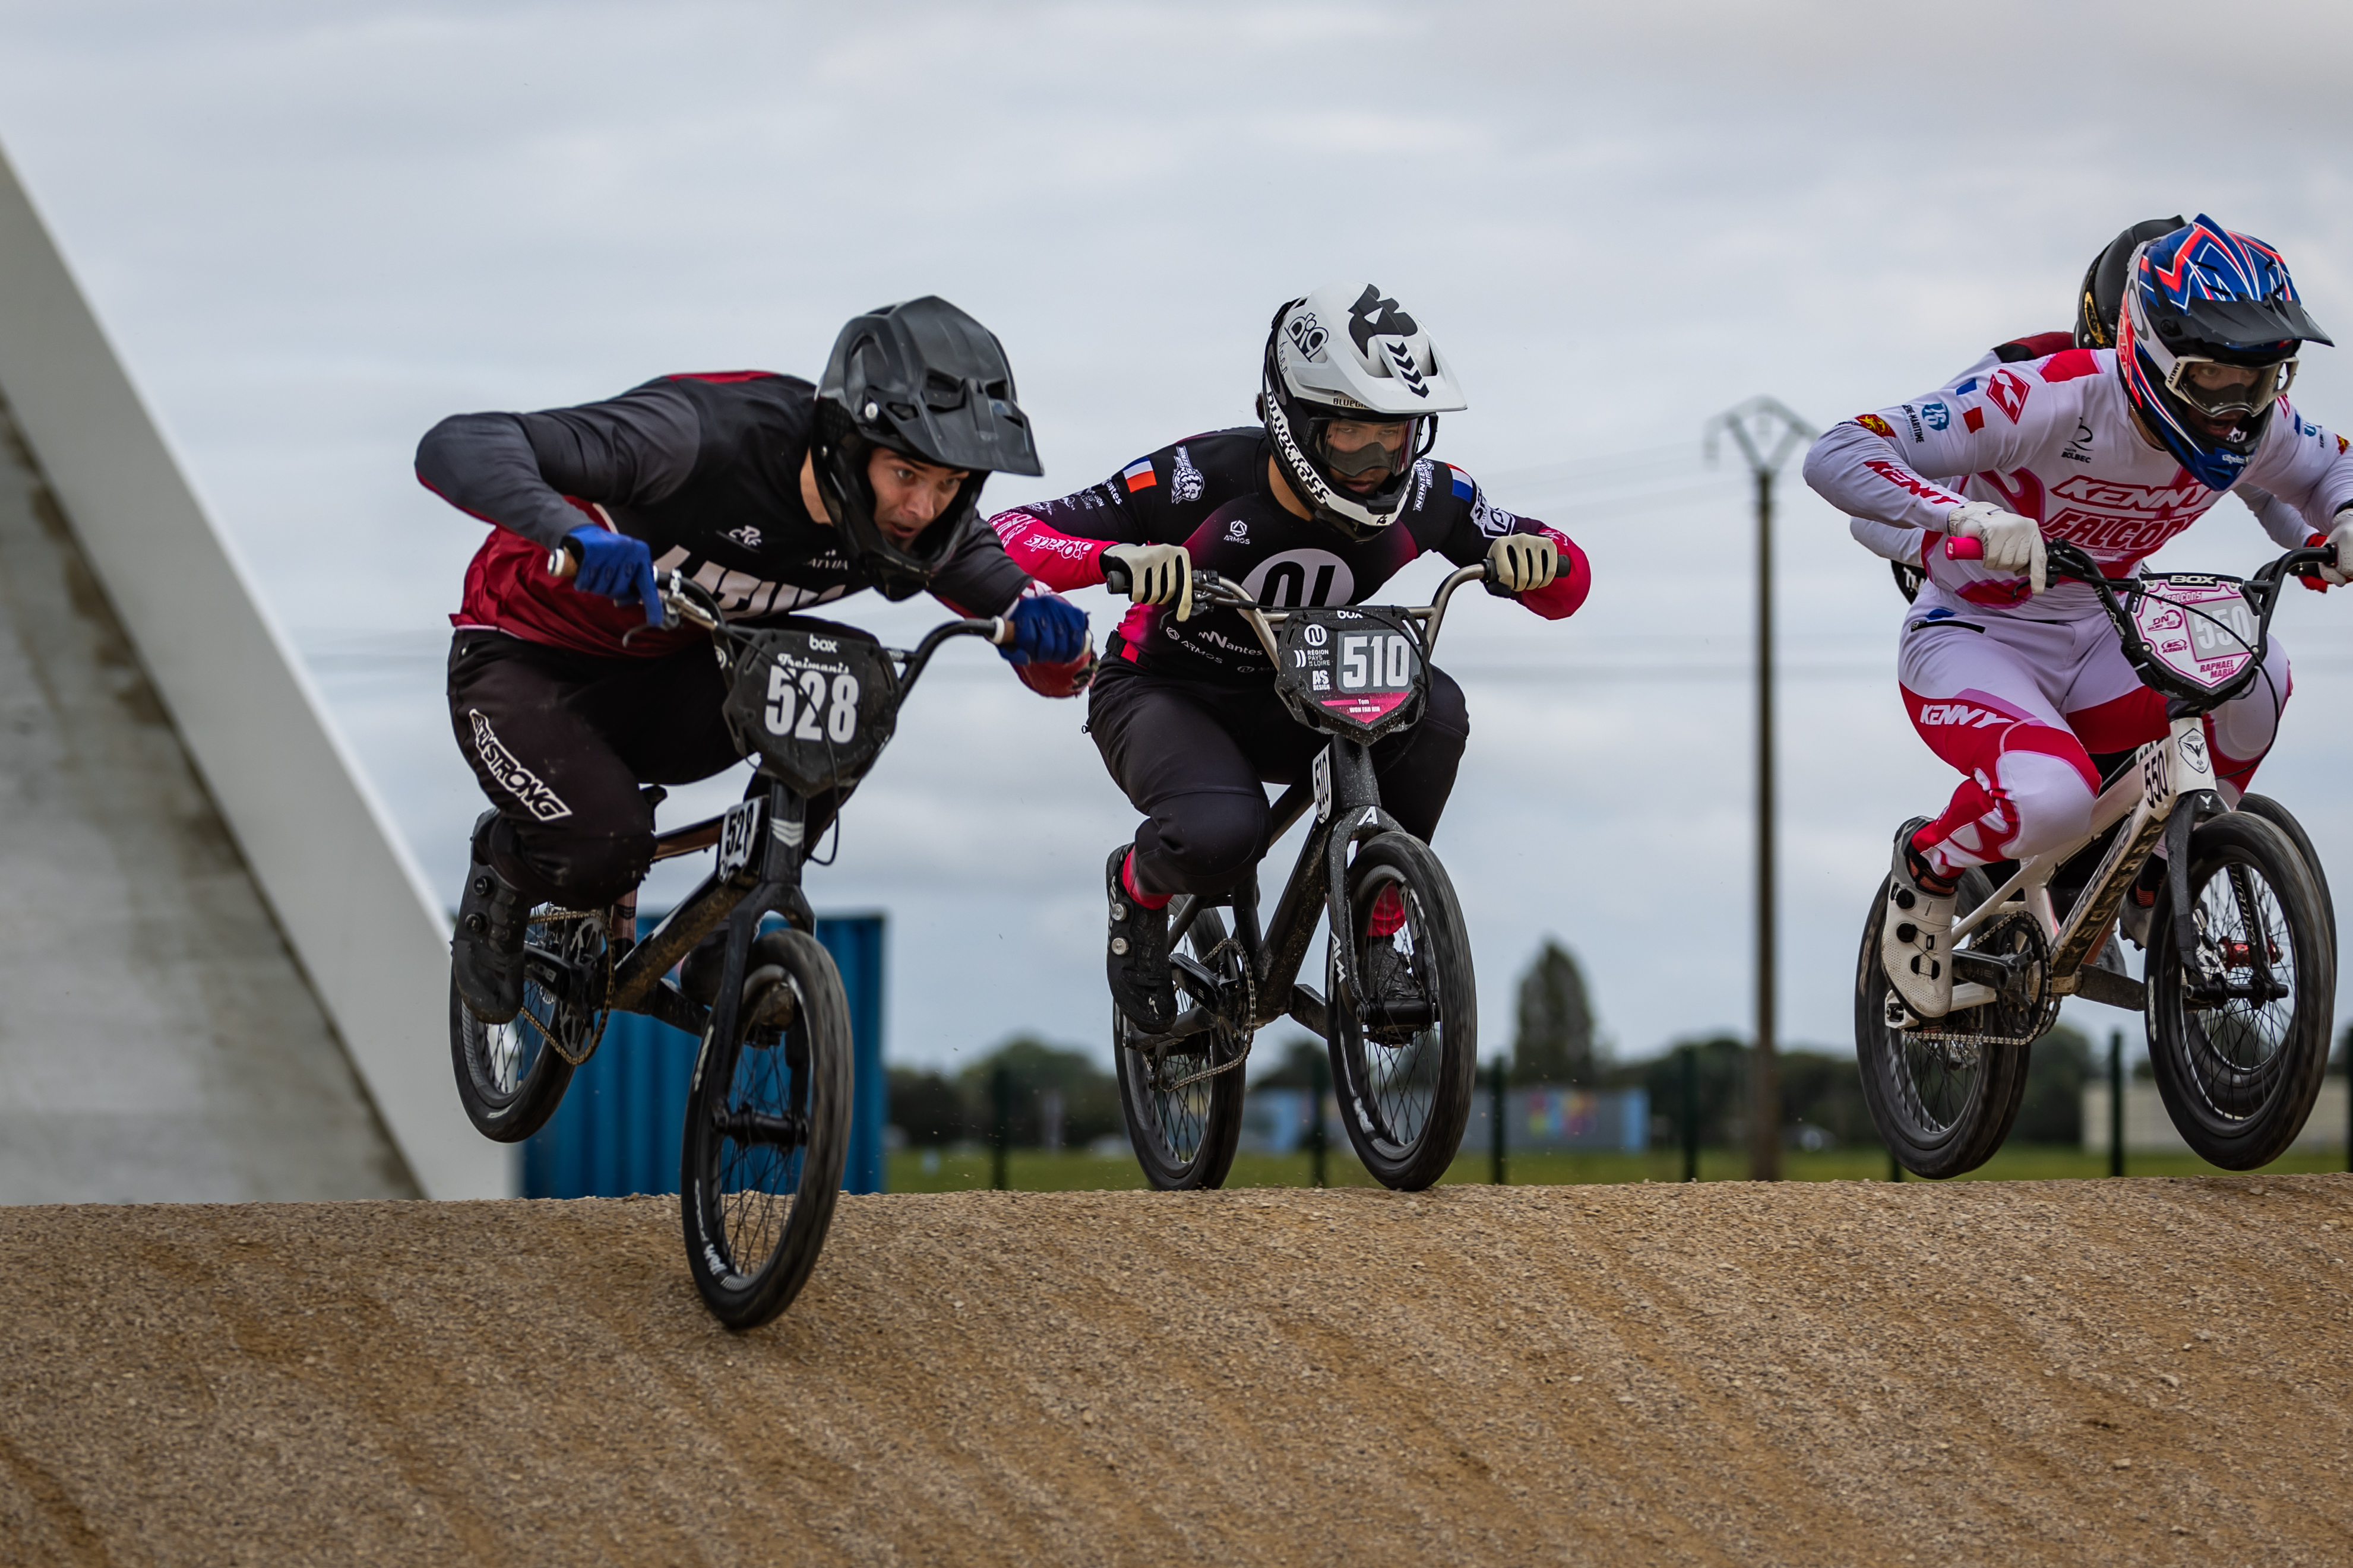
[1854,868,2037,1179]
[1114,908,1247,1190]
[448,905,603,1143]
[1327,832,1476,1191]
[2147,812,2334,1170]
[681,927,851,1329]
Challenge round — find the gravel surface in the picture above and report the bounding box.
[4,1176,2351,1566]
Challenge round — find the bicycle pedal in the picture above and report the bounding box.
[1883,997,1919,1031]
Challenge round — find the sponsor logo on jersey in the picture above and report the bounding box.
[722,524,763,550]
[1122,458,1157,493]
[1855,413,1896,440]
[1225,518,1249,543]
[1901,404,1925,442]
[1861,459,1963,506]
[1988,370,2031,423]
[469,711,573,821]
[1242,547,1356,609]
[1963,406,1985,433]
[2060,421,2095,464]
[1170,445,1205,504]
[647,545,846,616]
[2339,433,2349,456]
[1921,400,1951,432]
[1915,702,2009,730]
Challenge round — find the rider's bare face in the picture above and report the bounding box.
[868,450,969,547]
[1324,419,1412,494]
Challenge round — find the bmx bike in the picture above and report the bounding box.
[1858,537,2338,1177]
[1099,558,1509,1193]
[450,568,1024,1327]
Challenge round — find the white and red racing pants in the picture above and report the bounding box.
[1896,603,2291,881]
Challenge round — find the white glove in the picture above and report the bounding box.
[1487,533,1558,593]
[1102,542,1193,621]
[1945,501,2047,596]
[2320,512,2353,587]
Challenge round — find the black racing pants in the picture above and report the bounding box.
[447,626,863,908]
[1087,659,1470,899]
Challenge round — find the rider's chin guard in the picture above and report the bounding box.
[1272,607,1429,743]
[718,624,903,798]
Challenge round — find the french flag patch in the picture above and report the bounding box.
[1447,464,1476,501]
[1122,458,1157,493]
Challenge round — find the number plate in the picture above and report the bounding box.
[1272,607,1427,742]
[717,798,763,880]
[2131,575,2260,691]
[719,626,901,796]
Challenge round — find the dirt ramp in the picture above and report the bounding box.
[4,1179,2351,1566]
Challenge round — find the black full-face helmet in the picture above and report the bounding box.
[2075,216,2186,349]
[811,296,1042,600]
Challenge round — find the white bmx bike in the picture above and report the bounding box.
[1858,537,2338,1178]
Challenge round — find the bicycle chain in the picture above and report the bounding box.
[532,908,613,1067]
[1159,933,1255,1092]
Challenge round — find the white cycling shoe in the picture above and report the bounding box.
[1882,819,1957,1019]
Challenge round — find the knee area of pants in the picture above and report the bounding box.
[1150,802,1266,879]
[1997,753,2097,858]
[534,835,654,904]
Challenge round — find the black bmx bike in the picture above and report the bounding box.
[1099,559,1508,1193]
[448,572,1022,1326]
[1857,538,2338,1177]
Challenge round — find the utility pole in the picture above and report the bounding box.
[1704,398,1817,1182]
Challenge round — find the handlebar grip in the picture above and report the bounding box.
[1943,535,1985,561]
[988,616,1014,647]
[546,541,582,579]
[1102,561,1131,597]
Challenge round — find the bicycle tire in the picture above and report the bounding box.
[1113,908,1246,1191]
[680,927,851,1329]
[448,905,600,1143]
[1853,868,2037,1179]
[1327,832,1477,1191]
[2234,794,2335,961]
[2146,812,2334,1170]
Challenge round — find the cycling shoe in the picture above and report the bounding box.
[453,810,529,1024]
[1881,817,1957,1019]
[1106,845,1176,1032]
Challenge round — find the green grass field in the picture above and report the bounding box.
[887,1142,2352,1194]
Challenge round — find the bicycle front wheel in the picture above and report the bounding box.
[1114,908,1246,1191]
[1327,832,1476,1191]
[448,905,603,1143]
[681,928,851,1329]
[1854,867,2035,1179]
[2148,812,2334,1170]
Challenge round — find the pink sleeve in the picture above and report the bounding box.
[989,509,1110,593]
[1517,527,1592,620]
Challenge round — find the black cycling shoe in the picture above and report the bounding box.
[1106,845,1176,1032]
[453,810,530,1024]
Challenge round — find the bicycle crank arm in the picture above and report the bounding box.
[1949,950,2025,990]
[521,946,596,1005]
[1122,1005,1225,1051]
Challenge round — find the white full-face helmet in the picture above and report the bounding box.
[1261,282,1468,538]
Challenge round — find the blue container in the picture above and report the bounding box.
[521,913,887,1199]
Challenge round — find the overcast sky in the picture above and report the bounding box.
[5,1,2353,1073]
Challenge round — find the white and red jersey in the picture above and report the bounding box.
[1808,346,2353,617]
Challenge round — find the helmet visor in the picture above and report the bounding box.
[1313,416,1420,486]
[2165,355,2296,418]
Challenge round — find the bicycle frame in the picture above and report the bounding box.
[521,577,1007,1052]
[1145,563,1491,1046]
[1915,540,2326,1020]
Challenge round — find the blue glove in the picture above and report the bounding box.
[999,591,1088,667]
[565,524,662,626]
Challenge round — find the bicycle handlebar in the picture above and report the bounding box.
[1940,534,2335,589]
[1100,558,1503,658]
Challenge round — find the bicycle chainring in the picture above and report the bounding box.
[1908,908,2057,1050]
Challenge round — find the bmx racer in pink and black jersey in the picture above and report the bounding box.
[986,282,1593,1030]
[1805,215,2353,1022]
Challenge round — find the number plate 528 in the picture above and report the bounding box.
[718,798,763,880]
[763,663,861,744]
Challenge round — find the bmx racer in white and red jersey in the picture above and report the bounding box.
[1805,216,2353,1021]
[986,283,1593,1030]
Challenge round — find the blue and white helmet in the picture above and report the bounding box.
[1262,283,1468,538]
[2117,215,2333,490]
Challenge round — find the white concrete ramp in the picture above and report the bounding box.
[0,140,503,1199]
